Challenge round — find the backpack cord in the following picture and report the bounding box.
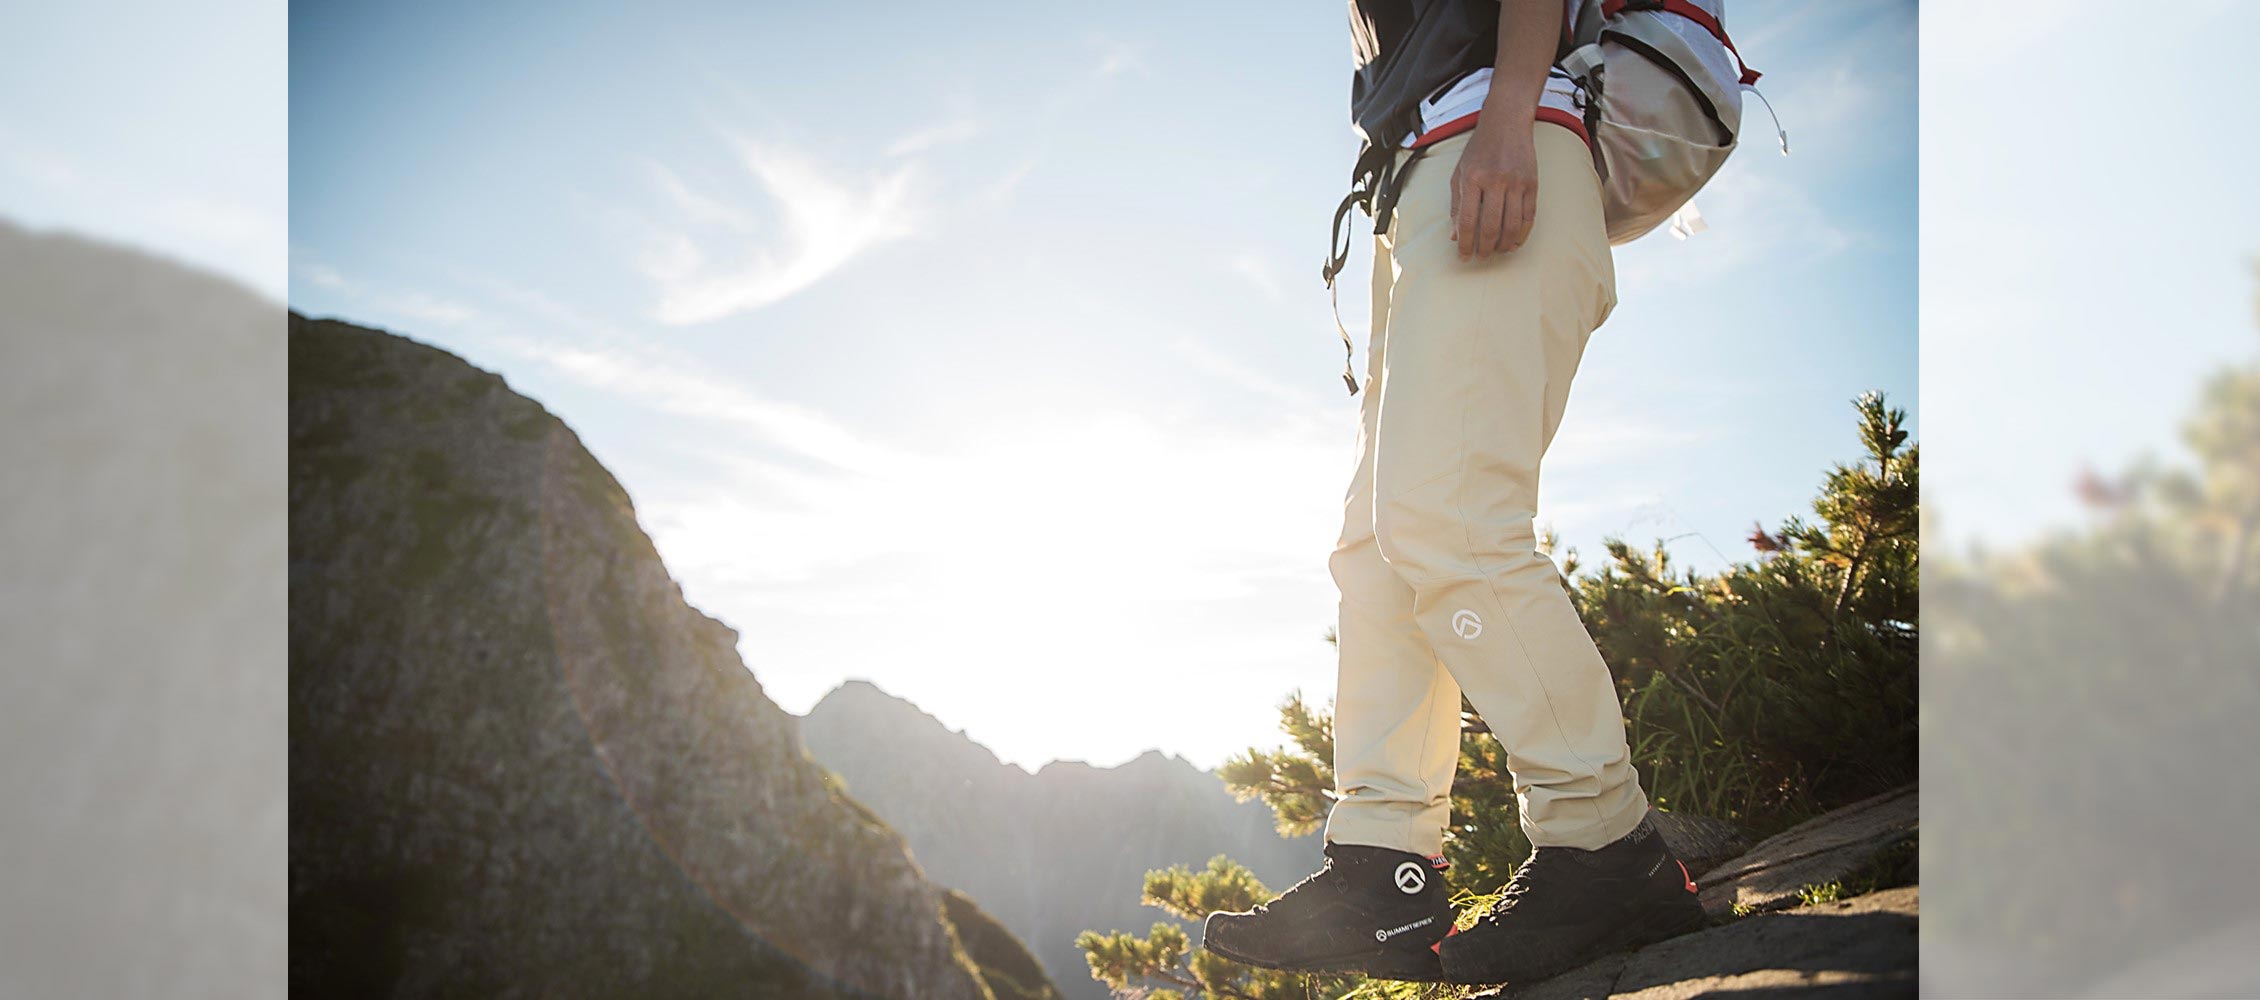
[1744,84,1789,154]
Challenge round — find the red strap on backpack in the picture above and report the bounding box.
[1599,0,1762,85]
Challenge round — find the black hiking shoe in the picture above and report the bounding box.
[1201,843,1452,980]
[1438,816,1707,985]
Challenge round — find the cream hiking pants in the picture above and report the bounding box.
[1323,124,1648,857]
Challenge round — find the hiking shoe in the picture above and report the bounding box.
[1201,843,1452,980]
[1438,816,1706,985]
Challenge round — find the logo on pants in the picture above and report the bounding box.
[1451,609,1483,640]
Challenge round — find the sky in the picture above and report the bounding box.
[1921,0,2260,555]
[277,0,1920,772]
[0,1,286,301]
[23,1,2250,774]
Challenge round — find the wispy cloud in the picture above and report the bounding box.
[1166,336,1318,411]
[1613,163,1854,298]
[645,161,762,233]
[0,125,88,190]
[1092,38,1148,78]
[1547,411,1708,471]
[500,337,899,474]
[976,159,1037,207]
[885,117,984,158]
[637,134,927,325]
[1787,60,1878,132]
[296,260,350,291]
[386,291,481,327]
[291,253,486,330]
[1227,251,1287,302]
[457,271,603,331]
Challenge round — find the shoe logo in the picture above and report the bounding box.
[1374,915,1436,942]
[1450,609,1483,640]
[1393,861,1427,894]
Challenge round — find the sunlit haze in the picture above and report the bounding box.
[285,1,1919,771]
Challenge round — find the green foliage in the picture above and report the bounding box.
[1142,856,1272,921]
[1082,394,1922,996]
[1595,392,1918,830]
[1797,881,1846,906]
[1214,694,1335,838]
[1436,704,1522,890]
[1218,394,1919,892]
[1076,857,1364,999]
[1794,835,1918,910]
[1076,922,1189,991]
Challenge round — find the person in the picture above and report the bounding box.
[1200,0,1706,985]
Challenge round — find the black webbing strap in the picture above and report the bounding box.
[1322,139,1428,395]
[1566,0,1611,179]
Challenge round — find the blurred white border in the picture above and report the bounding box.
[1,1,287,997]
[1923,2,2260,997]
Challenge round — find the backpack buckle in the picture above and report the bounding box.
[1559,41,1606,83]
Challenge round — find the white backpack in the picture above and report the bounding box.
[1559,0,1785,244]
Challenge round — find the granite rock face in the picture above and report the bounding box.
[1696,785,1918,919]
[1498,887,1919,1000]
[1648,809,1752,875]
[289,316,993,999]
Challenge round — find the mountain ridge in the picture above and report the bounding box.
[804,679,1209,779]
[289,315,1044,998]
[800,678,1322,1000]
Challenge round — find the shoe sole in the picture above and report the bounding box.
[1204,937,1447,982]
[1440,895,1708,986]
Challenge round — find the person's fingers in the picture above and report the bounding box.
[1456,179,1484,260]
[1490,186,1521,255]
[1476,181,1510,259]
[1503,182,1536,253]
[1449,163,1463,243]
[1514,188,1537,251]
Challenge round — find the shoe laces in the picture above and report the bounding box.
[1474,849,1561,926]
[1254,853,1349,915]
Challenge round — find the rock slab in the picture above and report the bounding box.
[1475,787,1923,1000]
[1698,785,1917,918]
[1500,887,1917,1000]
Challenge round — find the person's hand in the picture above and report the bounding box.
[1449,117,1538,260]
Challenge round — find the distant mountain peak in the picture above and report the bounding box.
[798,678,1321,1000]
[807,679,1004,757]
[810,680,1203,778]
[811,677,926,716]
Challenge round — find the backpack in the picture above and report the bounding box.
[1560,0,1784,245]
[1322,0,1784,392]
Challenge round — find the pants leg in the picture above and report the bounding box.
[1327,124,1647,854]
[1323,232,1465,858]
